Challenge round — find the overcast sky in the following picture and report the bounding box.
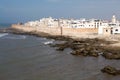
[0,0,120,23]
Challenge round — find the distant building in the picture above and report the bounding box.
[112,15,117,23]
[24,15,120,35]
[101,15,120,35]
[98,21,109,34]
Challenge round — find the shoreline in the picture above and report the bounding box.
[0,27,120,58]
[0,27,120,75]
[0,27,120,55]
[0,27,120,46]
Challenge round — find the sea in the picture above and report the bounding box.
[0,24,120,80]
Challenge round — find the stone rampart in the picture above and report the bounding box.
[62,28,98,36]
[11,24,98,37]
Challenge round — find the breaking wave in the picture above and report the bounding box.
[3,35,26,39]
[43,40,54,45]
[0,33,8,38]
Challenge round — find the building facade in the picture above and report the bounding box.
[24,15,120,35]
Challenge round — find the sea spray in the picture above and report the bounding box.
[0,33,8,38]
[2,35,26,39]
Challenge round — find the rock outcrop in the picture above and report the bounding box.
[50,38,116,57]
[101,66,120,75]
[102,52,120,59]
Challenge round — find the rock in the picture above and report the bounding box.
[56,47,65,51]
[49,37,120,58]
[89,52,99,57]
[53,42,71,51]
[71,50,80,55]
[70,47,99,57]
[47,36,72,41]
[56,45,67,51]
[102,52,120,59]
[101,66,120,75]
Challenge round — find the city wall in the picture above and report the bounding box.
[11,24,98,37]
[62,28,98,37]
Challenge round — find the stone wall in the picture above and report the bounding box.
[62,28,98,36]
[11,24,98,37]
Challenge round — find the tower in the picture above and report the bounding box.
[112,15,116,23]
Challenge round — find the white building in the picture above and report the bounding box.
[112,26,120,34]
[24,15,120,35]
[98,21,109,34]
[98,15,120,35]
[24,21,40,27]
[70,19,101,28]
[39,17,58,27]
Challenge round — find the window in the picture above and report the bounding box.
[106,30,108,32]
[115,29,118,31]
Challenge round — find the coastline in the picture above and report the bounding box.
[0,25,120,75]
[0,24,120,47]
[0,24,120,55]
[11,25,120,58]
[11,24,120,47]
[6,25,120,56]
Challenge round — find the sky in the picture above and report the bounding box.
[0,0,120,23]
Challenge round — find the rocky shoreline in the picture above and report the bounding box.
[0,27,120,75]
[101,66,120,75]
[50,38,120,58]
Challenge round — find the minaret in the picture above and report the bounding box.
[112,15,116,23]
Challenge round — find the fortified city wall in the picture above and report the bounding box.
[11,24,98,37]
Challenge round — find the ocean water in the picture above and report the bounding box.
[0,33,120,80]
[0,23,11,28]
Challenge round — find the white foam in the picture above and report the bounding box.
[44,40,54,45]
[0,33,8,38]
[3,35,26,39]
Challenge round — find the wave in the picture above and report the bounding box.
[3,35,26,39]
[0,33,8,38]
[43,40,54,45]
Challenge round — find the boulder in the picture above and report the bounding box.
[102,52,120,59]
[101,66,120,75]
[71,47,99,57]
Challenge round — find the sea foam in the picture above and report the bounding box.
[0,33,8,38]
[3,35,26,39]
[44,40,54,45]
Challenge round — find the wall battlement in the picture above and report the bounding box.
[11,24,98,37]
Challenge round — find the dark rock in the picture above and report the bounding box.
[89,52,99,57]
[101,66,120,75]
[70,47,99,57]
[102,52,120,59]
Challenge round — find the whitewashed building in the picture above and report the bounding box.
[99,15,120,35]
[24,15,120,35]
[98,21,109,34]
[70,19,101,28]
[112,26,120,34]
